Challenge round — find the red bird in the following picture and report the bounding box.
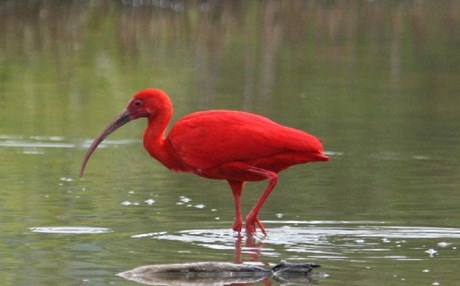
[80,89,328,235]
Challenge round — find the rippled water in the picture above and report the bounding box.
[2,133,460,285]
[1,1,459,285]
[30,226,113,234]
[134,221,460,262]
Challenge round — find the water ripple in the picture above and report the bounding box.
[132,221,460,261]
[29,226,113,234]
[0,134,139,152]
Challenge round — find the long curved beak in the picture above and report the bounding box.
[80,110,132,177]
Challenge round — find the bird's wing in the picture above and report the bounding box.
[166,110,325,171]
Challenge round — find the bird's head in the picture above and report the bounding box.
[79,88,172,177]
[126,88,172,120]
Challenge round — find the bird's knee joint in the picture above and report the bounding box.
[267,171,278,181]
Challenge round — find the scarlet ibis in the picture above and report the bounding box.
[80,89,328,235]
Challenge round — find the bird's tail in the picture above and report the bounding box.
[313,151,329,162]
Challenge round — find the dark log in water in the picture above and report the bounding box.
[117,261,321,285]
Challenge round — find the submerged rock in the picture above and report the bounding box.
[272,261,321,284]
[117,261,321,285]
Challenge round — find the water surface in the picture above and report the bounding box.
[1,1,459,285]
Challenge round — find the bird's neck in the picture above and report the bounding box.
[142,112,179,170]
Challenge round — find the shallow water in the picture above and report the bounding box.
[1,1,460,285]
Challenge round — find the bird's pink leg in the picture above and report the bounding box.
[205,163,277,235]
[228,181,244,233]
[245,167,278,235]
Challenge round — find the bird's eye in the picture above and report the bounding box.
[133,100,142,107]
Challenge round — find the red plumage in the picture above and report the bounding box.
[80,89,328,235]
[167,110,327,178]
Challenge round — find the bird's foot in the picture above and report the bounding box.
[232,218,243,233]
[245,216,266,236]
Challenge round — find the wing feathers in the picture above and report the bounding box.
[167,110,324,171]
